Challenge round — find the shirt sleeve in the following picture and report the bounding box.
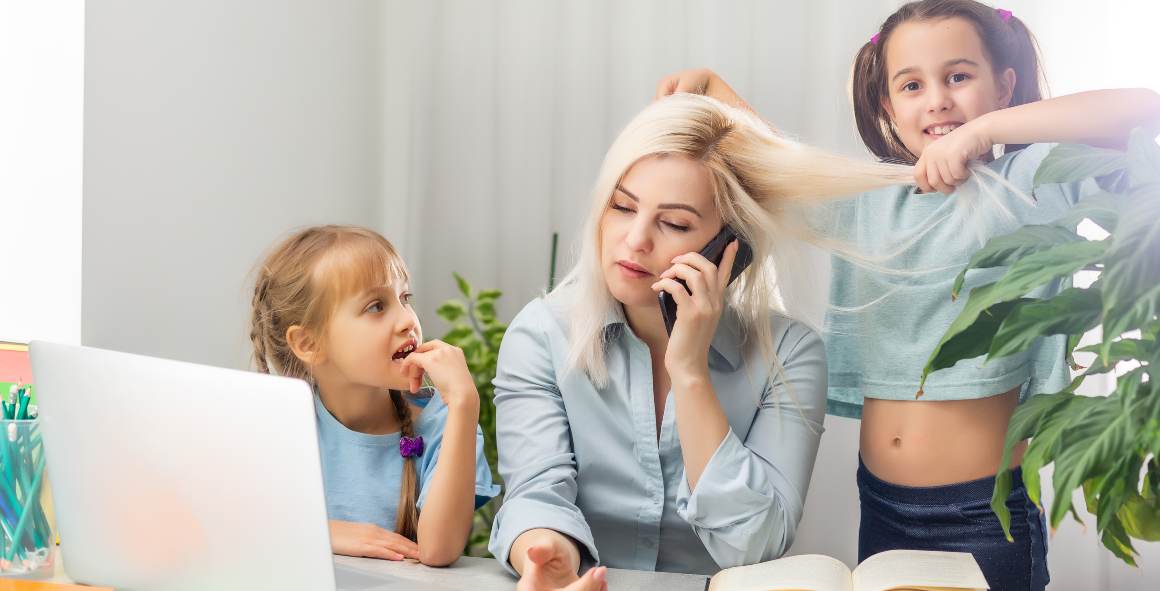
[675,320,828,569]
[487,300,599,576]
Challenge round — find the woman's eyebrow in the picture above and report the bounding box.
[615,185,703,218]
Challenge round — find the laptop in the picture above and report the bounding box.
[30,341,429,591]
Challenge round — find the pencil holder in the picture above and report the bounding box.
[0,420,53,575]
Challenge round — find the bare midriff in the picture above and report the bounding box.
[859,387,1028,487]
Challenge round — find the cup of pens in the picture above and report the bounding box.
[0,384,53,575]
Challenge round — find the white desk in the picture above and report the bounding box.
[37,548,709,590]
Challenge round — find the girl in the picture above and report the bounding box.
[657,2,1160,590]
[489,93,915,590]
[249,225,500,567]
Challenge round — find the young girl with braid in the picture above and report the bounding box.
[249,224,500,566]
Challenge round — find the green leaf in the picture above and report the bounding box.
[436,301,467,323]
[441,326,474,344]
[1049,191,1121,233]
[1120,492,1160,541]
[950,225,1081,299]
[1034,143,1130,187]
[1100,188,1160,356]
[1050,374,1144,528]
[988,288,1102,359]
[923,299,1030,387]
[1096,169,1132,194]
[992,391,1076,539]
[1100,514,1139,566]
[454,273,473,299]
[1127,127,1160,186]
[477,289,503,302]
[922,240,1109,389]
[476,300,497,321]
[1076,339,1148,377]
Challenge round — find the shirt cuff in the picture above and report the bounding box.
[488,499,599,577]
[676,428,777,529]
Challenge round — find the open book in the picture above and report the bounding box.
[707,550,988,591]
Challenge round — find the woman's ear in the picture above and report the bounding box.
[286,325,324,367]
[997,67,1016,108]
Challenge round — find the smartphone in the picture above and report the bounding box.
[658,226,754,335]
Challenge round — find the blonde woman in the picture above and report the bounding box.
[489,94,914,590]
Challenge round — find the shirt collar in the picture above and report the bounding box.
[601,304,743,371]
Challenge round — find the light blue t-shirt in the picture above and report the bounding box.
[314,388,501,530]
[824,143,1093,418]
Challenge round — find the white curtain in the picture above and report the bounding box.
[377,0,900,327]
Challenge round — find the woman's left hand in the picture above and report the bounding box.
[913,119,994,194]
[651,240,739,383]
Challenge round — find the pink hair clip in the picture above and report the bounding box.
[996,8,1013,23]
[870,32,881,45]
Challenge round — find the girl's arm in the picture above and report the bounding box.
[414,393,479,566]
[920,89,1160,194]
[400,340,481,566]
[981,89,1160,149]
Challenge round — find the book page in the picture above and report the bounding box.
[852,550,988,591]
[708,554,853,591]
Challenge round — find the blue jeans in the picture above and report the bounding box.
[858,458,1049,591]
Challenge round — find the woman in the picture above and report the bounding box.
[489,93,914,590]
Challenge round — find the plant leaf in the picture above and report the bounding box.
[950,225,1080,300]
[1034,143,1130,187]
[922,240,1108,389]
[436,301,467,323]
[454,273,473,299]
[992,391,1076,540]
[1050,373,1144,528]
[1049,191,1121,233]
[1100,186,1160,356]
[988,288,1102,359]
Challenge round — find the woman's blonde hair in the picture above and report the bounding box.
[554,93,916,388]
[249,224,422,539]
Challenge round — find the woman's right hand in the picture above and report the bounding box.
[513,529,607,591]
[655,68,751,112]
[328,520,420,561]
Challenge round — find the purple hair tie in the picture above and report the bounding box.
[399,435,424,458]
[870,32,881,45]
[996,8,1013,23]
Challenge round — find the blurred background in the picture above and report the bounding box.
[3,1,1158,587]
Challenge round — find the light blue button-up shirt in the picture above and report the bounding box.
[488,285,827,575]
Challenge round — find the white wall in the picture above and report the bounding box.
[82,0,383,369]
[0,1,84,345]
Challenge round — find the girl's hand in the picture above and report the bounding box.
[513,530,607,591]
[655,68,752,113]
[328,520,419,561]
[399,340,479,412]
[651,240,739,385]
[913,119,994,194]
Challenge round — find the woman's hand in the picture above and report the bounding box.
[655,68,752,112]
[400,340,480,413]
[512,529,607,591]
[913,118,994,194]
[651,240,739,385]
[328,520,419,561]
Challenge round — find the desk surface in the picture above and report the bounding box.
[40,549,709,590]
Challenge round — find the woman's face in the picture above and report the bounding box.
[599,154,724,309]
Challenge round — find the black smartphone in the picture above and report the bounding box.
[658,226,754,335]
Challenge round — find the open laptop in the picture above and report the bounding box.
[30,341,432,591]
